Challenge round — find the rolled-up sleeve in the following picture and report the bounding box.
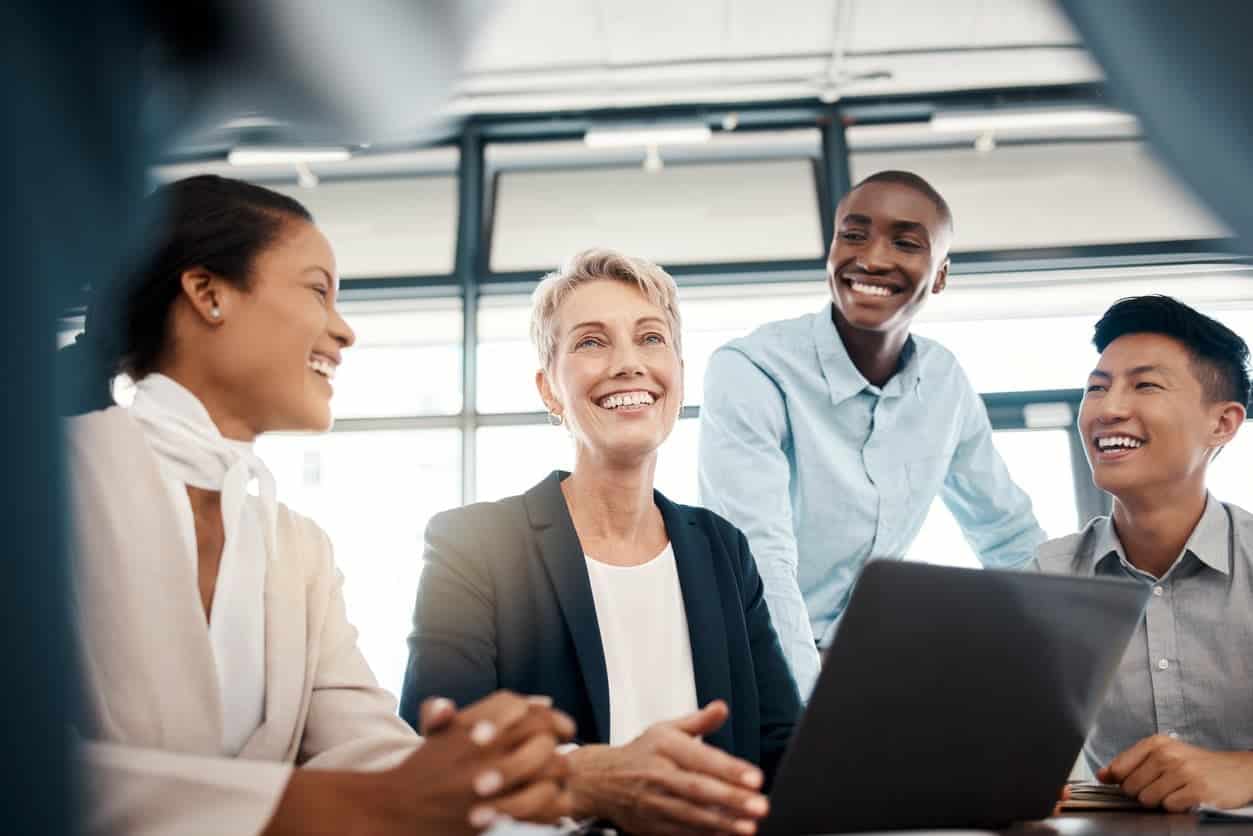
[698,347,821,698]
[941,375,1047,568]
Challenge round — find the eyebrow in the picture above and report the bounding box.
[570,316,669,333]
[840,214,931,238]
[1089,365,1169,379]
[301,266,338,293]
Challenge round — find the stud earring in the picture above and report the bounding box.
[547,411,564,427]
[210,306,222,319]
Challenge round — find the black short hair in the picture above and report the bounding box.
[846,170,954,237]
[1093,295,1252,408]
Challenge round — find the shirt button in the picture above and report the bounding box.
[1157,658,1170,670]
[1153,586,1164,597]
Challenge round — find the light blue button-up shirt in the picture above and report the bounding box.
[697,305,1046,696]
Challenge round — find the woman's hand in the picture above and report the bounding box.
[566,700,770,835]
[370,691,577,835]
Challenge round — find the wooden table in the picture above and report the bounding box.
[1009,811,1251,834]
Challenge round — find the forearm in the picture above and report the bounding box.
[262,769,384,836]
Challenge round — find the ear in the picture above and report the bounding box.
[179,267,227,325]
[931,259,950,295]
[1209,400,1247,449]
[535,368,561,417]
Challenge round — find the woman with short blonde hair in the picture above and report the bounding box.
[403,248,801,836]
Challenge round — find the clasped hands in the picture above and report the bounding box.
[383,694,769,835]
[1099,734,1253,812]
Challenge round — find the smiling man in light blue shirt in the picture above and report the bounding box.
[698,171,1046,696]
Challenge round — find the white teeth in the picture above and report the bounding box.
[598,390,656,409]
[1096,435,1143,451]
[307,356,336,380]
[849,280,893,297]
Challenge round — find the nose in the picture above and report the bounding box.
[856,235,893,273]
[610,340,645,378]
[329,304,356,350]
[1093,385,1132,425]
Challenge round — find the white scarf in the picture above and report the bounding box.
[129,373,273,755]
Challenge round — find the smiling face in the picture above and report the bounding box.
[203,219,355,434]
[536,279,683,467]
[827,181,951,337]
[1080,332,1243,501]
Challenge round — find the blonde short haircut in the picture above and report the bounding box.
[530,248,683,370]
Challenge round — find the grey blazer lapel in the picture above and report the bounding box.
[526,471,611,744]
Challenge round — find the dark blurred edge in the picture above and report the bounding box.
[1,0,156,832]
[1060,0,1253,248]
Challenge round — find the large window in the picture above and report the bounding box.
[487,130,825,272]
[257,429,461,696]
[908,429,1080,568]
[850,139,1228,251]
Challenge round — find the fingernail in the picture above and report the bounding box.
[474,769,503,796]
[734,820,756,834]
[430,697,454,714]
[745,796,768,815]
[741,769,763,789]
[527,694,553,707]
[468,805,496,829]
[470,721,497,746]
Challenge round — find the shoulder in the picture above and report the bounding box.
[1222,501,1253,555]
[912,333,973,388]
[719,312,818,362]
[666,498,749,562]
[427,493,528,539]
[1034,517,1108,574]
[64,406,143,459]
[707,312,821,391]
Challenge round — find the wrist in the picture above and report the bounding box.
[564,744,616,820]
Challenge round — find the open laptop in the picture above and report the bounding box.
[762,560,1150,836]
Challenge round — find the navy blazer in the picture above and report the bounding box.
[399,471,801,782]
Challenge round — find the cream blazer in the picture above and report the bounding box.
[66,407,419,836]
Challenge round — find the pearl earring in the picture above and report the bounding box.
[210,306,222,319]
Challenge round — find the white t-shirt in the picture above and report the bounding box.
[584,544,700,745]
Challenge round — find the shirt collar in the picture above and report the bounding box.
[811,304,923,405]
[1092,494,1232,577]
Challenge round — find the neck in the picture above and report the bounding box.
[153,364,258,442]
[831,306,909,388]
[562,450,660,548]
[1110,484,1208,578]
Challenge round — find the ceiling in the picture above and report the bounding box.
[167,0,1100,158]
[449,0,1096,115]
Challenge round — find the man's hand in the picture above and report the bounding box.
[1100,735,1253,812]
[565,700,770,835]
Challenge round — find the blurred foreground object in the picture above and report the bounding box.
[2,1,476,832]
[1061,0,1253,245]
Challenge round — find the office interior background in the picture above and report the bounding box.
[59,0,1253,698]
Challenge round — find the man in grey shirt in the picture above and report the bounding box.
[1035,295,1253,812]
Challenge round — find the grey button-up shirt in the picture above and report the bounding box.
[1034,495,1253,773]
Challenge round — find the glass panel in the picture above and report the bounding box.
[908,428,1079,568]
[270,176,458,278]
[850,141,1228,251]
[490,159,824,272]
[334,299,462,419]
[255,429,461,697]
[475,417,700,505]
